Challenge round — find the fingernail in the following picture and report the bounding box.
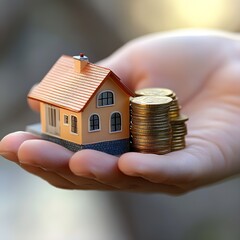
[74,171,97,179]
[19,162,42,169]
[0,151,17,161]
[19,160,42,168]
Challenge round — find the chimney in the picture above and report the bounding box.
[73,53,89,73]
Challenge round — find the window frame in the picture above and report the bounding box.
[97,90,115,107]
[110,111,122,133]
[70,115,78,135]
[89,113,101,132]
[63,114,69,125]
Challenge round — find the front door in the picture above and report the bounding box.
[45,104,60,136]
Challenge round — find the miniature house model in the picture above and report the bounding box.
[28,54,134,155]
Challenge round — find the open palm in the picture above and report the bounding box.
[1,30,240,194]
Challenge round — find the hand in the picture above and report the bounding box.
[1,29,240,194]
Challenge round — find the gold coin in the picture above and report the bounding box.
[172,135,185,139]
[132,136,172,142]
[171,146,185,151]
[172,140,185,145]
[171,122,187,127]
[172,140,186,144]
[171,126,187,131]
[132,145,172,151]
[170,114,189,123]
[131,115,170,121]
[135,88,174,97]
[131,140,172,145]
[131,131,171,136]
[131,135,172,141]
[172,142,186,147]
[172,130,187,135]
[131,103,171,110]
[131,96,173,107]
[131,107,171,114]
[171,125,187,130]
[169,108,180,113]
[169,113,180,120]
[172,132,187,137]
[131,132,172,138]
[131,119,171,125]
[133,146,172,151]
[131,120,170,126]
[131,109,169,114]
[131,122,171,128]
[131,148,172,155]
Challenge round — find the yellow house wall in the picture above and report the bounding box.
[40,102,83,144]
[59,109,83,144]
[40,102,46,132]
[81,77,130,145]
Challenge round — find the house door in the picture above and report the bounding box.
[45,104,60,136]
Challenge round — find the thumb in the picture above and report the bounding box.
[27,84,40,112]
[118,138,226,190]
[97,44,139,91]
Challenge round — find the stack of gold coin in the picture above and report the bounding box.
[168,93,181,120]
[130,96,173,154]
[170,114,188,151]
[133,87,189,154]
[135,88,174,98]
[135,88,181,120]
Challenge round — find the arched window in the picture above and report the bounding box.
[110,112,121,132]
[98,91,114,107]
[89,114,100,131]
[71,115,78,134]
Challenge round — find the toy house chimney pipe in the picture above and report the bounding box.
[73,53,89,73]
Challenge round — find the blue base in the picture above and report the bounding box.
[26,123,129,155]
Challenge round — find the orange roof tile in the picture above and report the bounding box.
[28,55,134,112]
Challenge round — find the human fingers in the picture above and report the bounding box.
[0,131,39,162]
[97,46,136,90]
[20,164,78,189]
[27,84,40,112]
[69,149,133,189]
[69,149,184,193]
[118,136,227,192]
[18,139,73,171]
[18,140,114,190]
[99,30,240,105]
[19,140,174,191]
[0,132,78,189]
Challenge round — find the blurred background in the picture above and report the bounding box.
[1,0,240,239]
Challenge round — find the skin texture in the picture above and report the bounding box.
[1,29,240,194]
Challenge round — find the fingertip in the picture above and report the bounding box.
[0,131,38,162]
[27,84,40,112]
[118,152,148,174]
[97,47,135,90]
[27,98,40,112]
[119,150,200,184]
[18,140,73,168]
[69,149,118,179]
[69,150,98,178]
[0,131,39,150]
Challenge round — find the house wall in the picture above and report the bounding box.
[59,109,83,144]
[40,102,47,133]
[40,102,83,144]
[81,77,130,145]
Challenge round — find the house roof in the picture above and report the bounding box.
[28,55,134,112]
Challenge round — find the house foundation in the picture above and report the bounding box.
[26,123,130,155]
